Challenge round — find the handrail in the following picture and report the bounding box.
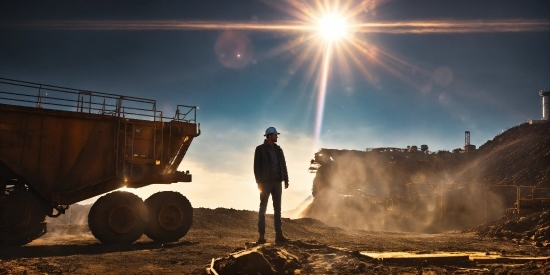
[175,104,197,123]
[0,77,196,123]
[484,184,550,222]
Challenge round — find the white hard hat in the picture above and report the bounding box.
[264,127,280,136]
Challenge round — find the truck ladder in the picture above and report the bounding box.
[122,122,134,179]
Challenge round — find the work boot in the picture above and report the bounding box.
[275,232,289,244]
[257,234,266,244]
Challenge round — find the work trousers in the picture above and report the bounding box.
[257,181,282,235]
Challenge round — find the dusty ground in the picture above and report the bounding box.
[1,208,549,274]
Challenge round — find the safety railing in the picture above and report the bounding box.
[484,184,550,221]
[175,104,197,123]
[0,77,197,123]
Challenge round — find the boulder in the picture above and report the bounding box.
[212,244,301,275]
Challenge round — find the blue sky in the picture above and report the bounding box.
[1,0,549,212]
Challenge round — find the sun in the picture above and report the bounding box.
[318,14,348,41]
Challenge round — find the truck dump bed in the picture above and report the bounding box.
[0,78,200,245]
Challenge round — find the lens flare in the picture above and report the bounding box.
[2,19,547,33]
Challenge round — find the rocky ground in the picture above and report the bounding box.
[1,208,549,274]
[466,210,550,247]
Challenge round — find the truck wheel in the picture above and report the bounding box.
[88,191,148,244]
[0,190,47,245]
[144,191,193,242]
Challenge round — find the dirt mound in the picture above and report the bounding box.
[208,240,550,275]
[455,123,550,187]
[303,122,550,232]
[211,243,300,275]
[209,241,374,275]
[43,207,341,241]
[467,210,550,247]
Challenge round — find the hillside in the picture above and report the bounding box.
[302,122,550,232]
[454,123,550,186]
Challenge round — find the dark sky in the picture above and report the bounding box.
[1,0,549,209]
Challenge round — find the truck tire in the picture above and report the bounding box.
[144,191,193,242]
[88,191,148,244]
[0,190,47,246]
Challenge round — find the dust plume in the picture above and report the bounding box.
[302,122,550,233]
[45,204,92,238]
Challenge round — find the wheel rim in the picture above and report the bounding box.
[108,205,137,234]
[157,204,183,231]
[2,197,32,228]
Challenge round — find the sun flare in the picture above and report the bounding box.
[318,14,348,41]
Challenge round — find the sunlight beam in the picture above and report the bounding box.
[314,43,333,150]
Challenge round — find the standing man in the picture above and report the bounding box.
[254,126,289,244]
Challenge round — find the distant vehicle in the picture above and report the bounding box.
[0,78,200,245]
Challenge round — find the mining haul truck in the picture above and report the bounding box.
[0,78,200,245]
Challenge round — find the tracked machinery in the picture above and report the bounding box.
[0,78,200,245]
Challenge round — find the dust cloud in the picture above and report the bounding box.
[303,148,503,232]
[45,204,91,238]
[301,123,550,233]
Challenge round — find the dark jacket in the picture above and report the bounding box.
[254,140,289,184]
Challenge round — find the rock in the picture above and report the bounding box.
[356,262,367,272]
[501,230,514,238]
[216,250,276,275]
[213,245,302,275]
[285,260,300,271]
[265,247,300,272]
[519,239,528,245]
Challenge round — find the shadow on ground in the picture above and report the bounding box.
[0,240,195,259]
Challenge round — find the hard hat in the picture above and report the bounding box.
[264,127,280,136]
